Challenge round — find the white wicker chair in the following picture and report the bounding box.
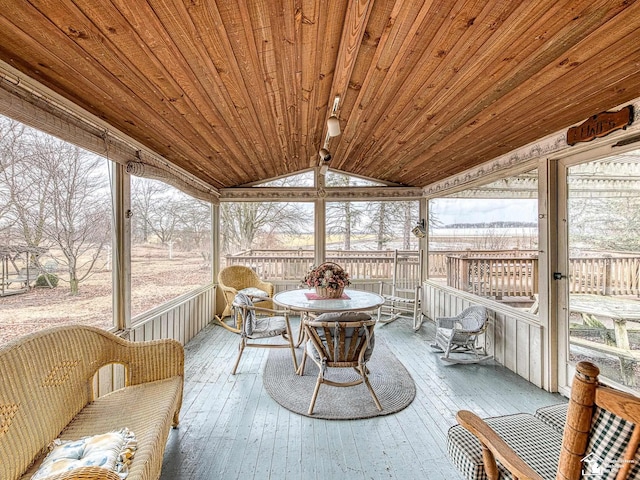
[431,305,490,363]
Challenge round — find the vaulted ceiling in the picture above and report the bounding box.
[1,1,640,191]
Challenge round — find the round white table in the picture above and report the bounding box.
[273,288,385,348]
[273,288,385,314]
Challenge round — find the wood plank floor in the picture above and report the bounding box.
[160,316,566,480]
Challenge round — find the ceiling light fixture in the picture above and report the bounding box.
[319,148,331,161]
[327,115,340,137]
[411,219,427,238]
[324,95,342,142]
[319,148,331,175]
[318,95,341,176]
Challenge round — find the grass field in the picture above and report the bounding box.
[0,245,211,345]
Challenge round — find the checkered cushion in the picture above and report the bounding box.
[582,407,640,479]
[447,413,562,480]
[534,403,568,434]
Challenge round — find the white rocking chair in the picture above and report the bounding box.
[377,250,425,331]
[431,306,490,364]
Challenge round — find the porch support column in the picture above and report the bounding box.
[315,168,326,265]
[419,197,428,282]
[212,203,220,316]
[112,162,131,330]
[538,157,559,392]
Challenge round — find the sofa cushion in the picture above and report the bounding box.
[447,413,562,480]
[31,428,136,480]
[306,311,375,362]
[533,402,567,434]
[21,377,182,480]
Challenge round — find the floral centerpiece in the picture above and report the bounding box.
[303,262,350,298]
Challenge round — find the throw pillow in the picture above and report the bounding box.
[31,428,137,480]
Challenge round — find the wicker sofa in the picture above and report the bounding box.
[0,325,184,480]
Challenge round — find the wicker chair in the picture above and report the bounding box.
[452,361,640,480]
[215,265,274,333]
[301,311,381,415]
[431,305,490,363]
[231,293,298,375]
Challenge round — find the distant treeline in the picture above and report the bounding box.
[443,221,538,229]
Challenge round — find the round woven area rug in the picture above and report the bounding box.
[263,340,416,419]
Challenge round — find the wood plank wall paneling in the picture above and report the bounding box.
[4,2,640,190]
[93,284,214,397]
[93,281,544,393]
[422,280,544,388]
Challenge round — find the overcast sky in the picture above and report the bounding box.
[431,198,538,226]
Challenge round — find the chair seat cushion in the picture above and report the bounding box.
[533,403,567,434]
[447,413,562,480]
[306,311,375,363]
[382,294,415,304]
[249,316,287,338]
[31,428,136,480]
[239,287,269,299]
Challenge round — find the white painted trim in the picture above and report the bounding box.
[219,185,423,201]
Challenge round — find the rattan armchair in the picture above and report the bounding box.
[301,311,381,415]
[231,292,298,375]
[215,265,274,333]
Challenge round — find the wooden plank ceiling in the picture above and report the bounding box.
[1,1,640,191]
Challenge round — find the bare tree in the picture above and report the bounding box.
[0,118,39,244]
[37,139,111,294]
[177,199,211,251]
[142,194,181,246]
[326,200,362,250]
[569,196,640,252]
[131,177,171,243]
[220,201,306,254]
[1,119,111,294]
[364,201,410,250]
[325,175,364,250]
[0,117,61,280]
[0,118,22,240]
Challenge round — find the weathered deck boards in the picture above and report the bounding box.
[161,317,565,479]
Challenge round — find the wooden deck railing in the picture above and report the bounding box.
[225,249,422,282]
[224,250,639,298]
[446,255,539,298]
[447,255,639,297]
[224,249,536,282]
[568,256,640,296]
